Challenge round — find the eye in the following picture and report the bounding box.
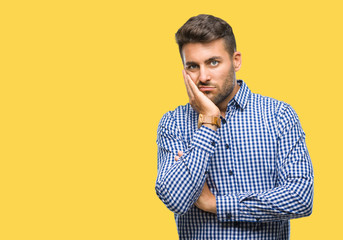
[187,64,198,70]
[210,60,219,66]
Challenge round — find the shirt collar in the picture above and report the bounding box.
[231,80,251,110]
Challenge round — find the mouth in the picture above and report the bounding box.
[199,86,215,92]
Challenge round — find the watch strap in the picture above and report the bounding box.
[198,114,221,129]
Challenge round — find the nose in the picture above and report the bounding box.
[198,66,211,83]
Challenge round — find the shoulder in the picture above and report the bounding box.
[157,103,195,131]
[250,92,283,111]
[249,92,302,135]
[158,103,191,122]
[249,92,297,118]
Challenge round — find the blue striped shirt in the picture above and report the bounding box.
[155,80,313,239]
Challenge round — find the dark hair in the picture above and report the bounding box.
[175,14,236,58]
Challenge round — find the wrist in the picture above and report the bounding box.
[198,114,221,130]
[202,111,220,117]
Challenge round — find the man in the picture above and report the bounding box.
[155,14,313,239]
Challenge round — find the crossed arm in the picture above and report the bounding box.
[175,151,216,214]
[175,71,219,213]
[155,70,221,215]
[155,71,313,221]
[155,104,314,221]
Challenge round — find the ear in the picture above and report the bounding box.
[232,51,242,72]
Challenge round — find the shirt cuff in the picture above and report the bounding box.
[216,194,240,222]
[190,125,220,154]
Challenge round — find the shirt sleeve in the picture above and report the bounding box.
[216,104,314,222]
[155,111,220,215]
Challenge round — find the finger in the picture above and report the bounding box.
[187,73,201,97]
[183,70,193,98]
[186,73,206,102]
[183,70,194,99]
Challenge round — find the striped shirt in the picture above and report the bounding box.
[155,80,313,239]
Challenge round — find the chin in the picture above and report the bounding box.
[204,92,214,97]
[205,94,215,101]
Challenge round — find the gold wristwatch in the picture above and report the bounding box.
[198,114,221,129]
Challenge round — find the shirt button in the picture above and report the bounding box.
[229,170,234,176]
[211,141,216,146]
[227,213,232,219]
[225,144,230,149]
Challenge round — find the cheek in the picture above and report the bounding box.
[210,66,230,80]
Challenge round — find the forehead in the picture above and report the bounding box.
[182,38,230,63]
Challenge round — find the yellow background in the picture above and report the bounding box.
[1,0,342,239]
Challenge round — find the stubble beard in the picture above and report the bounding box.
[206,67,236,106]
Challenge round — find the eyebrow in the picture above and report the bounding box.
[185,61,198,66]
[205,56,223,63]
[185,56,223,66]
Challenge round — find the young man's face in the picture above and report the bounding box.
[182,38,241,107]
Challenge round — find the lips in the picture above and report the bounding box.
[199,86,215,92]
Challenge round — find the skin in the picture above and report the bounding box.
[182,38,242,118]
[177,38,242,214]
